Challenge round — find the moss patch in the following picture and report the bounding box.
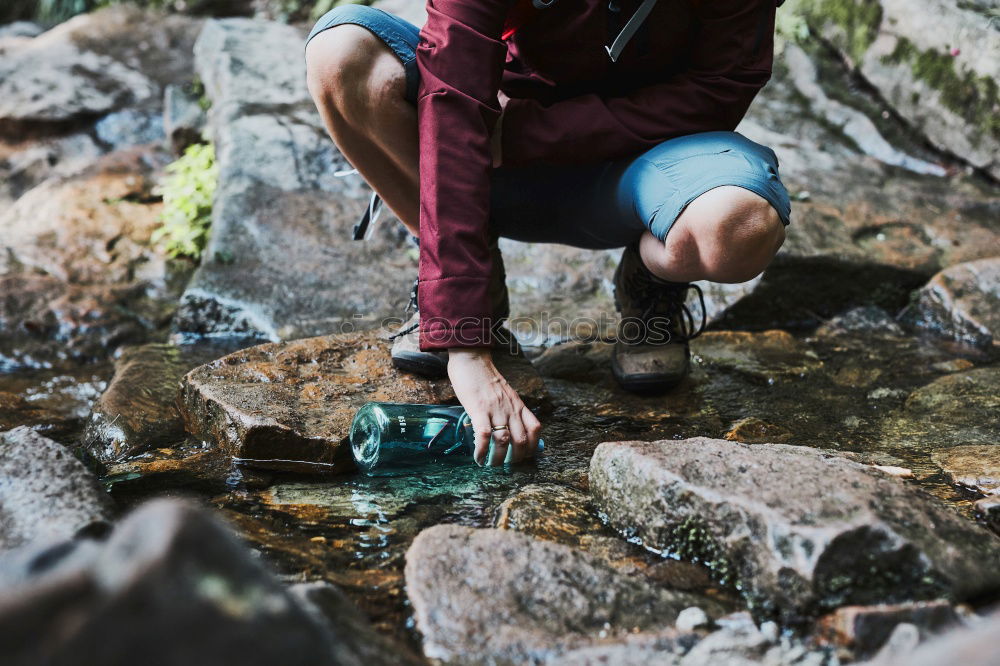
[793,0,884,63]
[883,36,1000,141]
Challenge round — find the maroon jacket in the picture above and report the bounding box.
[415,0,777,350]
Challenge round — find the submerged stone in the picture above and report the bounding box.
[691,330,823,380]
[405,524,724,664]
[589,438,1000,624]
[179,330,547,472]
[0,426,114,551]
[900,258,1000,350]
[84,341,246,463]
[931,445,1000,496]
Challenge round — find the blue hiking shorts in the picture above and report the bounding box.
[307,5,792,250]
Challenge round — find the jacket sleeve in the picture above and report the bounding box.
[416,0,514,350]
[501,0,776,166]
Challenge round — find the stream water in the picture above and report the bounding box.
[2,323,996,647]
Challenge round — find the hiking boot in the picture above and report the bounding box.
[611,242,705,393]
[391,237,511,378]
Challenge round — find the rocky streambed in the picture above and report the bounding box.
[2,2,1000,665]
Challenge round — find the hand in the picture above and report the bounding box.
[448,347,542,466]
[491,91,510,168]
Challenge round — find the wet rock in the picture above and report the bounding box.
[405,524,724,664]
[931,445,1000,496]
[0,391,49,432]
[0,499,398,666]
[816,600,963,658]
[723,417,793,444]
[899,258,1000,350]
[864,610,1000,666]
[798,0,1000,179]
[175,18,413,340]
[163,82,207,154]
[0,148,179,368]
[84,341,245,463]
[0,426,114,551]
[180,330,547,472]
[0,365,111,439]
[495,483,604,545]
[901,367,1000,446]
[691,331,823,380]
[590,438,1000,624]
[816,306,905,338]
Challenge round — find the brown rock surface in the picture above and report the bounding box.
[180,330,548,472]
[931,445,1000,496]
[900,258,1000,350]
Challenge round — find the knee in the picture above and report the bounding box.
[305,24,404,125]
[690,186,785,283]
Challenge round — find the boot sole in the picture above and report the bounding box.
[610,357,687,394]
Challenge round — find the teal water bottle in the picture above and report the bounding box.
[349,402,542,475]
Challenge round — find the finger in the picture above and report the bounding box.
[488,419,511,467]
[507,415,529,464]
[522,407,542,457]
[472,417,492,467]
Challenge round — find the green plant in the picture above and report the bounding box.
[151,142,218,260]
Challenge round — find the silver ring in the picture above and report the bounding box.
[490,425,509,432]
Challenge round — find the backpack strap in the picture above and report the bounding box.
[605,0,658,62]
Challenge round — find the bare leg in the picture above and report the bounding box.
[306,25,420,235]
[639,185,786,284]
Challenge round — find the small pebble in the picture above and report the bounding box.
[676,606,709,632]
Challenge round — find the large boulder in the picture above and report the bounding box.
[899,257,1000,350]
[179,329,547,472]
[404,524,724,664]
[792,0,1000,180]
[589,438,1000,624]
[0,499,411,666]
[174,18,414,341]
[0,6,201,136]
[0,426,114,551]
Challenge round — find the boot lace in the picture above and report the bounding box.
[388,279,420,340]
[623,271,707,344]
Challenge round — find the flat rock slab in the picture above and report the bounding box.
[405,524,723,665]
[931,445,1000,496]
[589,438,1000,624]
[180,330,548,472]
[900,258,1000,350]
[0,426,114,551]
[0,499,409,666]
